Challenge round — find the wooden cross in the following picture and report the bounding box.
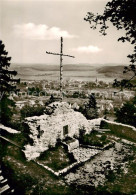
[46,37,75,99]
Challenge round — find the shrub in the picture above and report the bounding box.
[20,105,45,119]
[115,96,136,127]
[79,93,98,119]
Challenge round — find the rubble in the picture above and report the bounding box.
[24,102,92,160]
[72,147,99,162]
[64,142,132,187]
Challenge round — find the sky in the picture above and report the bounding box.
[0,0,134,65]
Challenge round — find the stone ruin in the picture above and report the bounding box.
[23,102,92,160]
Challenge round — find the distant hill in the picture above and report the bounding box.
[10,63,99,75]
[97,65,132,79]
[10,63,131,82]
[11,63,128,72]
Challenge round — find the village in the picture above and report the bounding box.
[10,78,135,122]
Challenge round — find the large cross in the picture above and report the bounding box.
[46,37,75,99]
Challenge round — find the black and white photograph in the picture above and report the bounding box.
[0,0,136,194]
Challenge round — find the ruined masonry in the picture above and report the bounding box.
[24,102,93,160]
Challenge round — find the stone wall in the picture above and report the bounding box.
[64,139,79,152]
[24,102,92,160]
[88,118,102,129]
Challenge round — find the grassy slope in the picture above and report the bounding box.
[101,121,136,143]
[0,140,72,195]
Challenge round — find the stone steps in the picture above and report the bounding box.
[0,184,10,194]
[0,167,14,194]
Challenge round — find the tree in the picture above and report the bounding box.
[84,0,136,88]
[80,93,98,119]
[115,96,136,127]
[0,40,20,125]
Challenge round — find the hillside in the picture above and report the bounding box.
[97,65,133,78]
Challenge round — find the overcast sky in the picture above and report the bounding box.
[0,0,133,65]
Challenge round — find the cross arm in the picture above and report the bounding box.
[46,51,75,58]
[46,51,61,56]
[62,54,75,58]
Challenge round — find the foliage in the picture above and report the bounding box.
[80,131,109,147]
[113,78,135,89]
[72,91,80,98]
[45,95,56,107]
[0,96,15,124]
[0,40,20,124]
[115,96,136,127]
[84,0,136,88]
[20,105,45,119]
[80,93,98,119]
